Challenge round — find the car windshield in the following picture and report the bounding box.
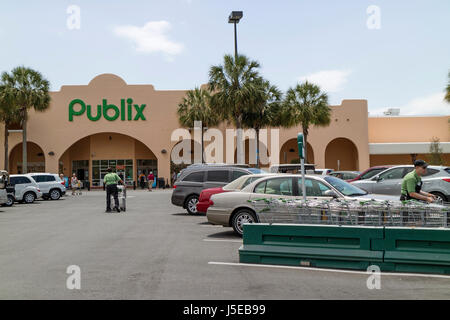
[223,175,250,190]
[324,176,368,196]
[248,168,266,174]
[361,168,385,179]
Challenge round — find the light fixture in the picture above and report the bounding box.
[48,151,55,156]
[228,11,243,23]
[161,149,167,154]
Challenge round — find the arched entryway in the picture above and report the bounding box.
[325,137,358,170]
[9,142,46,174]
[58,132,157,188]
[279,138,314,164]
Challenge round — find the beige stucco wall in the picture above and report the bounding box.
[0,74,375,180]
[368,116,450,143]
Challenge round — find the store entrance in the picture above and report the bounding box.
[92,159,133,187]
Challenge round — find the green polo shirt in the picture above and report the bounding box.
[401,170,421,196]
[103,172,121,186]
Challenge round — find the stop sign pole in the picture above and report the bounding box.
[297,133,306,203]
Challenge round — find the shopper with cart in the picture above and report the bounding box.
[71,173,79,196]
[104,167,124,213]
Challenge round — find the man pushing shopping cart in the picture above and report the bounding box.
[104,167,124,213]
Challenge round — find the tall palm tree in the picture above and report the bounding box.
[241,79,282,168]
[177,87,220,163]
[0,83,21,171]
[208,54,263,164]
[1,67,50,173]
[282,81,331,163]
[445,71,450,103]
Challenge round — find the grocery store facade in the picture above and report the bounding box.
[0,74,448,187]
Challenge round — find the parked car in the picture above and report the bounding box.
[351,165,450,201]
[28,173,66,200]
[347,165,393,182]
[0,170,9,206]
[207,174,398,236]
[196,173,273,214]
[172,165,265,214]
[9,174,43,204]
[269,164,316,174]
[314,168,334,176]
[329,171,361,181]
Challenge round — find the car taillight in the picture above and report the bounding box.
[37,189,41,192]
[173,185,177,189]
[61,181,65,186]
[443,178,450,183]
[208,199,214,206]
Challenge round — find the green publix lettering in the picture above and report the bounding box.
[69,98,146,121]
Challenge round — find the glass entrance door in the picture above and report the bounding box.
[92,159,133,186]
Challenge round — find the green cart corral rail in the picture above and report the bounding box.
[239,224,450,274]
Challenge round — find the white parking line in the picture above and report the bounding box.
[208,261,450,279]
[203,239,243,243]
[200,224,223,227]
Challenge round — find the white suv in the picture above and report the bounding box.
[28,173,66,200]
[9,174,43,203]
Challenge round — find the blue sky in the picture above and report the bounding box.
[0,0,449,115]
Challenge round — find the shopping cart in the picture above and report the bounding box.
[117,185,126,212]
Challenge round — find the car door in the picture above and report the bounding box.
[31,175,49,194]
[10,177,26,199]
[371,167,406,195]
[249,177,295,222]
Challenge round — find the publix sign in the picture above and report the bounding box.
[69,98,146,121]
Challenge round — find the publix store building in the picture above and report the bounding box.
[0,74,448,187]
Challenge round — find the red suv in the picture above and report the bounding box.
[348,165,393,182]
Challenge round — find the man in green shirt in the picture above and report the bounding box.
[104,167,124,213]
[400,160,436,203]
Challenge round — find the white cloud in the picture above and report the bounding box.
[113,21,183,57]
[298,69,352,92]
[370,92,450,116]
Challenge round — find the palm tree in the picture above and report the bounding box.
[1,67,50,173]
[177,87,220,163]
[208,54,263,164]
[241,79,282,168]
[445,71,450,103]
[282,81,331,163]
[0,83,21,171]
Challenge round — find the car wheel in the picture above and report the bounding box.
[4,195,14,207]
[50,189,61,200]
[431,192,447,203]
[185,195,199,215]
[23,192,36,204]
[231,209,257,237]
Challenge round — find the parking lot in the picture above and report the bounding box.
[0,190,449,300]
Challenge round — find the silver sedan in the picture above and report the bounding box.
[207,174,397,236]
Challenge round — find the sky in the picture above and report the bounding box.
[0,0,449,116]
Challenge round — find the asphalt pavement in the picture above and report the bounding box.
[0,189,449,299]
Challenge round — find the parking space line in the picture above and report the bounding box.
[208,261,450,279]
[203,239,243,243]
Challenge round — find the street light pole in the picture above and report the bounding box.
[228,11,243,60]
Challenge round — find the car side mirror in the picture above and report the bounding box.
[324,190,338,198]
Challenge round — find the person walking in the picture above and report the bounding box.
[171,171,176,186]
[71,173,78,196]
[138,172,146,189]
[104,167,124,213]
[147,171,155,191]
[400,160,436,203]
